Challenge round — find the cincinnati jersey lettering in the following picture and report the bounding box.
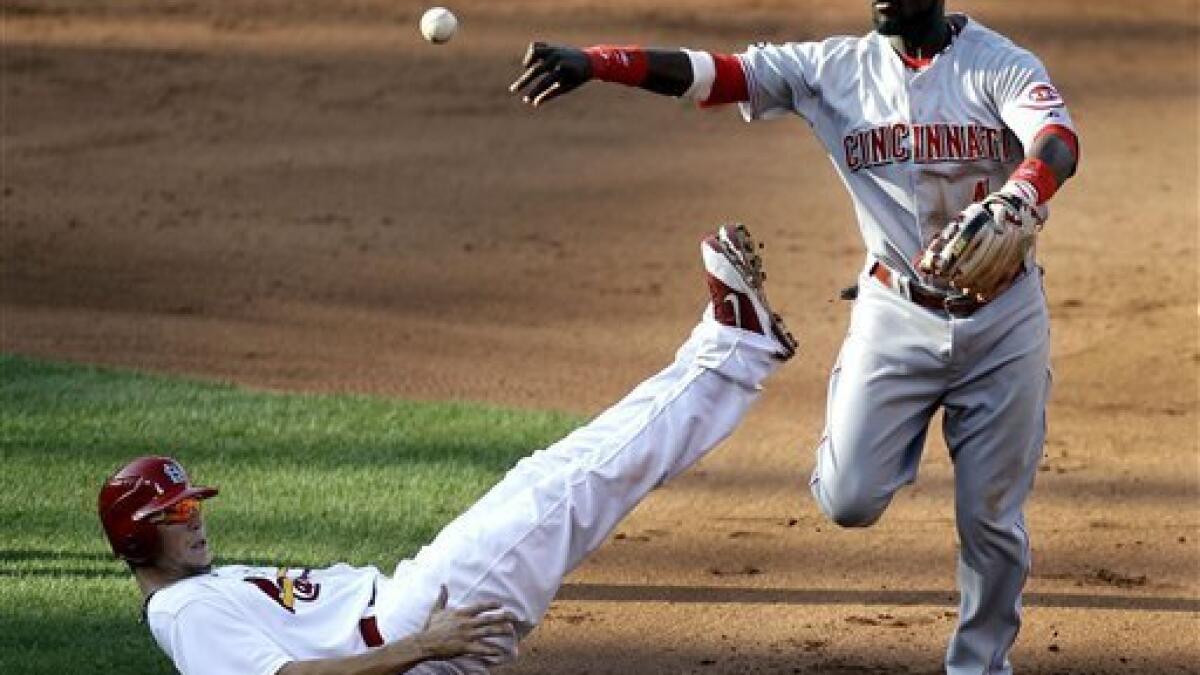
[843,123,1022,172]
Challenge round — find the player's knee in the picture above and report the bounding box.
[812,479,885,528]
[826,500,884,528]
[955,503,1025,558]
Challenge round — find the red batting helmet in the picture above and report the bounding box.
[98,456,218,565]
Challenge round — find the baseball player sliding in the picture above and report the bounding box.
[511,1,1079,672]
[98,226,797,675]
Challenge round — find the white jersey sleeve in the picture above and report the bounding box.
[149,598,291,675]
[992,51,1075,151]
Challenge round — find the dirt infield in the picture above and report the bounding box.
[4,1,1198,672]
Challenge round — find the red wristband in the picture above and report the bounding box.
[1010,157,1059,205]
[700,52,750,107]
[584,45,649,87]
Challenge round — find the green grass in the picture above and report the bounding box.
[0,355,583,674]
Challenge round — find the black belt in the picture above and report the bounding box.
[869,261,988,317]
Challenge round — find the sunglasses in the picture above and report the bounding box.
[153,497,203,524]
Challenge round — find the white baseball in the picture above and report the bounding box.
[420,7,457,44]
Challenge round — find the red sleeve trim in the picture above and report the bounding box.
[584,45,649,87]
[700,52,749,107]
[1035,124,1079,162]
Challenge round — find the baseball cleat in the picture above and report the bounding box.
[702,223,798,361]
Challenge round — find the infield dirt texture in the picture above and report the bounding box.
[4,1,1198,673]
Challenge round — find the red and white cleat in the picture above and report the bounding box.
[701,223,798,361]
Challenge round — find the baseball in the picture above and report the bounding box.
[419,7,457,44]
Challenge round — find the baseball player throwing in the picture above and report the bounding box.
[98,226,796,675]
[511,1,1079,672]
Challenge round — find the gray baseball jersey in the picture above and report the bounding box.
[738,15,1074,278]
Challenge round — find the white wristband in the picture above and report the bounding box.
[681,49,716,102]
[999,179,1039,207]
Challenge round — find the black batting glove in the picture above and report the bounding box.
[509,42,592,107]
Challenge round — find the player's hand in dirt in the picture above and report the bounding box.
[510,42,592,107]
[412,585,517,660]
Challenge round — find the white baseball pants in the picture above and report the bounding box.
[375,318,783,672]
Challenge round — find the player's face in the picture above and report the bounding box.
[154,498,213,576]
[870,0,942,36]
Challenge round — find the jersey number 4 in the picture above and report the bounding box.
[973,179,990,202]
